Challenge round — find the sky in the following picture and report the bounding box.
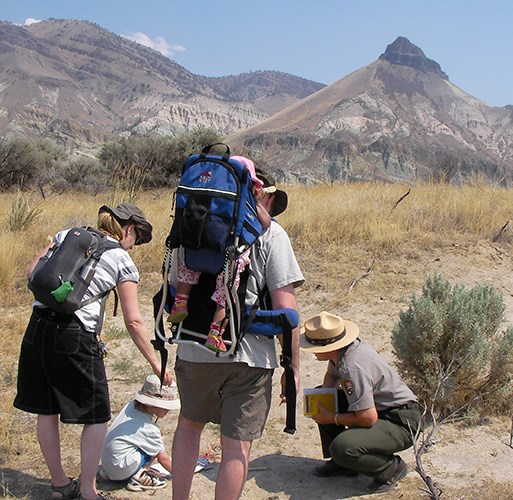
[2,0,513,107]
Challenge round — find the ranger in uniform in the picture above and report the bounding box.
[300,311,422,494]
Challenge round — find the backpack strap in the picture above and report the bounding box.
[93,290,110,336]
[77,229,121,333]
[278,312,296,434]
[230,266,260,356]
[243,307,299,336]
[236,266,297,434]
[200,142,230,160]
[152,248,174,388]
[152,285,169,388]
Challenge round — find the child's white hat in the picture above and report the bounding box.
[134,374,180,410]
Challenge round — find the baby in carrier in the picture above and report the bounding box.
[167,156,271,352]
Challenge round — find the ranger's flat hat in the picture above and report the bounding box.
[300,311,359,353]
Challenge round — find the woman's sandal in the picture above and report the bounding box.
[51,477,80,499]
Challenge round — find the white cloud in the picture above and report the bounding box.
[124,32,186,58]
[24,18,42,26]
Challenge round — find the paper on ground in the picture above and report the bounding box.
[149,457,211,479]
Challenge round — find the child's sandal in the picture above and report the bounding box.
[206,332,227,352]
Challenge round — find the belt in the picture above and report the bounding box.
[33,307,77,324]
[378,402,420,418]
[33,307,93,334]
[399,402,421,411]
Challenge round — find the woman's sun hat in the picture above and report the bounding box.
[299,311,359,353]
[98,203,153,245]
[134,374,180,410]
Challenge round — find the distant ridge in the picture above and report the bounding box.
[0,19,324,151]
[0,23,512,184]
[228,37,513,184]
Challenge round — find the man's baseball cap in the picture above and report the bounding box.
[256,171,288,217]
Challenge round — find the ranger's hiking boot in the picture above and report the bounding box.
[312,459,358,477]
[368,456,408,494]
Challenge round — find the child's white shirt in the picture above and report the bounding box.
[101,400,164,481]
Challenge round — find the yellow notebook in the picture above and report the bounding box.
[303,388,338,417]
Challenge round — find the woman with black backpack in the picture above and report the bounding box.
[14,203,172,500]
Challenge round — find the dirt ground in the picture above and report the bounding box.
[3,239,513,499]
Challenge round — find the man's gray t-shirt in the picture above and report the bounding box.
[176,220,304,369]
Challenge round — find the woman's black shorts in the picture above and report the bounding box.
[13,308,111,424]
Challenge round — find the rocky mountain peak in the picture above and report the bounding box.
[378,36,448,79]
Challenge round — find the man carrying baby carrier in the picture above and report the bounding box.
[171,168,304,500]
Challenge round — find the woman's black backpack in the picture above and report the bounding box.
[28,227,120,316]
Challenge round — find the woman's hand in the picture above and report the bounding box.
[155,368,173,386]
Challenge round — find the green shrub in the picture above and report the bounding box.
[98,127,223,194]
[0,137,66,191]
[392,274,513,417]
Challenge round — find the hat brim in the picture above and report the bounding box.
[134,392,181,410]
[270,190,288,217]
[98,205,152,245]
[299,320,359,353]
[131,219,152,245]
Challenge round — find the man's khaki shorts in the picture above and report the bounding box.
[175,358,273,441]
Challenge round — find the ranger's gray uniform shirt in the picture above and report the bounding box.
[328,338,417,412]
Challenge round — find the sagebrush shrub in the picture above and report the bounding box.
[392,274,513,417]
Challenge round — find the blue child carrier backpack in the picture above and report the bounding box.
[167,142,263,275]
[152,143,299,433]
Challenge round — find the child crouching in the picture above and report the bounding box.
[99,374,180,492]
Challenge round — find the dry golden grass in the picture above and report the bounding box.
[2,183,513,498]
[280,181,513,315]
[1,182,512,309]
[284,182,513,251]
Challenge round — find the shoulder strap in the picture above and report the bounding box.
[87,227,122,253]
[78,229,122,330]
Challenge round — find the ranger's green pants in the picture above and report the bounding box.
[318,405,421,481]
